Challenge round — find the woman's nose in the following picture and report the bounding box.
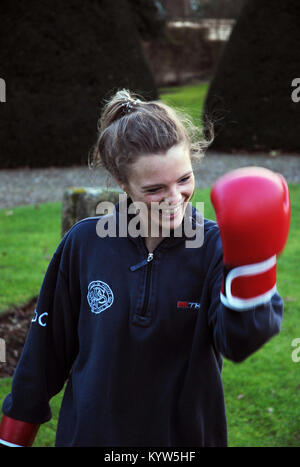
[164,186,182,205]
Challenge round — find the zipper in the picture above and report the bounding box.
[140,254,153,316]
[130,252,154,318]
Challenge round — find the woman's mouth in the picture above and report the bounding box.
[161,203,183,218]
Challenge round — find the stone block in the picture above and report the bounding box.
[61,186,122,237]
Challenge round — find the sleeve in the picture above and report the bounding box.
[207,230,283,363]
[1,236,79,424]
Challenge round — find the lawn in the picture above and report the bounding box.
[0,203,62,312]
[159,82,209,128]
[0,82,299,447]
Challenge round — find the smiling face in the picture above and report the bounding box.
[119,142,195,238]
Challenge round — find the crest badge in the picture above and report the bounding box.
[87,280,114,314]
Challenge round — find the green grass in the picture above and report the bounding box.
[0,203,62,313]
[160,82,209,127]
[0,185,300,447]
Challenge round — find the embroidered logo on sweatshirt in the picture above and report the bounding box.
[177,301,201,311]
[87,280,114,314]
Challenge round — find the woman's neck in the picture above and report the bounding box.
[144,235,164,253]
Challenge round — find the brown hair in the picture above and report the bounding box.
[89,89,212,185]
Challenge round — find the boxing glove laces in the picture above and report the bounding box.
[211,167,291,311]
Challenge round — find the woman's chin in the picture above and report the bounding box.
[155,210,185,234]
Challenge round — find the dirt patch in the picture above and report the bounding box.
[0,297,37,378]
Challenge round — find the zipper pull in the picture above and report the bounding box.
[147,253,154,262]
[130,253,154,271]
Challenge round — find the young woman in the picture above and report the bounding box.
[0,90,290,447]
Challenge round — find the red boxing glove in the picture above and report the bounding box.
[211,167,290,310]
[0,415,40,447]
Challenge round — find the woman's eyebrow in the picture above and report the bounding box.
[141,171,193,190]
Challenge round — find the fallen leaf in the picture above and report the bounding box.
[284,297,296,302]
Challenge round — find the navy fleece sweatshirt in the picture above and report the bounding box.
[1,201,283,446]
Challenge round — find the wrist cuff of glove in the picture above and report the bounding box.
[0,415,40,447]
[221,255,277,311]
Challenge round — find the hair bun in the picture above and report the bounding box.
[120,98,142,115]
[99,89,143,129]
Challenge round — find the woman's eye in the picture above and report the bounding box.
[147,187,161,194]
[145,176,191,193]
[180,176,190,183]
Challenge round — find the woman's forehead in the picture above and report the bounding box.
[129,143,192,184]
